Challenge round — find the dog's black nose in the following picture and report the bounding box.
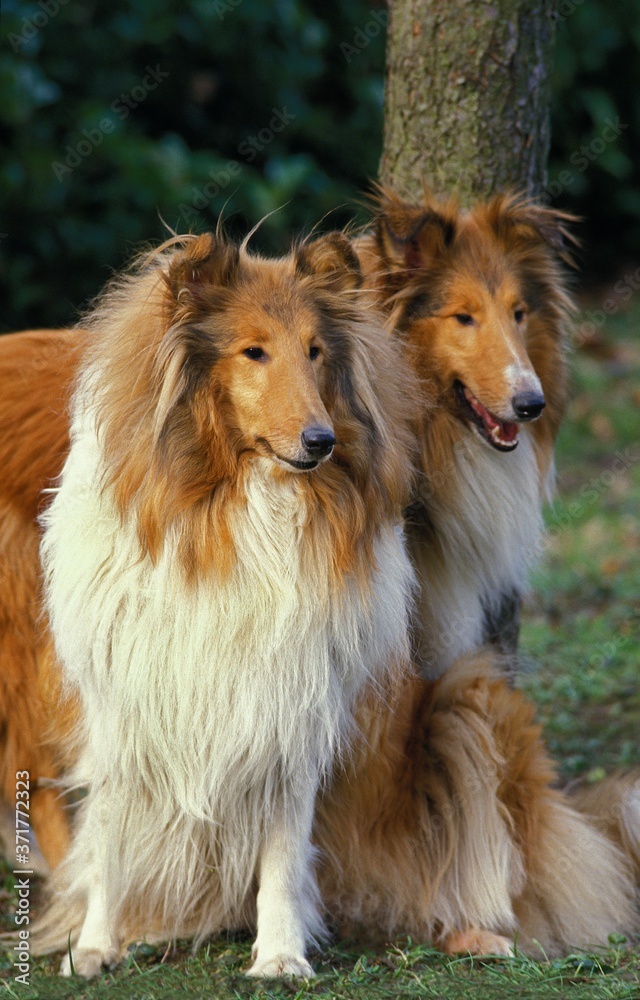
[512,391,546,421]
[301,425,336,458]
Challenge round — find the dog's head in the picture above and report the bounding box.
[369,189,576,453]
[157,231,368,475]
[86,229,413,574]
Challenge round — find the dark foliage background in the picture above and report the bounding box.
[1,0,638,331]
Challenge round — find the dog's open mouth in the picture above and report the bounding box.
[453,380,520,452]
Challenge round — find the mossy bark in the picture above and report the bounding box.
[380,0,558,205]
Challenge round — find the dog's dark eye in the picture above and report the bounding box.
[244,347,267,361]
[514,309,526,324]
[309,345,320,360]
[454,313,474,327]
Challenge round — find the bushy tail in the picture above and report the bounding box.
[428,653,639,956]
[318,651,639,956]
[570,771,640,879]
[513,795,638,956]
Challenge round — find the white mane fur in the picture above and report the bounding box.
[412,430,549,676]
[39,387,414,961]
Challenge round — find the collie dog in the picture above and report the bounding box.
[0,199,638,967]
[33,231,415,978]
[0,329,80,870]
[357,189,576,675]
[311,189,639,955]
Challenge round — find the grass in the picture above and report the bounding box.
[1,300,639,998]
[519,305,640,777]
[2,935,640,999]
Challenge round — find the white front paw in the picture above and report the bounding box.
[246,953,315,979]
[60,946,118,978]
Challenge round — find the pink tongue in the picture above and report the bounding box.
[466,392,519,442]
[499,420,519,442]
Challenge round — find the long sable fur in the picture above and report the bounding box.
[0,329,82,871]
[30,230,417,968]
[0,198,638,963]
[316,651,639,957]
[311,187,639,955]
[357,187,577,674]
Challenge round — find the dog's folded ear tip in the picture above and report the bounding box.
[374,205,455,272]
[295,232,362,292]
[166,234,240,297]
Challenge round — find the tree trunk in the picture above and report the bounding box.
[380,0,558,204]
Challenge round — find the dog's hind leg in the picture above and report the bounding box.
[247,784,321,979]
[569,770,640,879]
[439,927,515,957]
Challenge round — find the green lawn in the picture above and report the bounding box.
[1,302,639,998]
[2,936,640,999]
[519,306,640,778]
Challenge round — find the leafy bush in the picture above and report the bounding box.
[0,0,386,330]
[549,0,640,278]
[0,0,638,331]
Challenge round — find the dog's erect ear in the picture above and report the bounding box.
[374,191,456,274]
[295,232,362,292]
[489,197,579,267]
[165,233,240,301]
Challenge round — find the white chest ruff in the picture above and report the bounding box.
[411,431,544,675]
[41,431,413,818]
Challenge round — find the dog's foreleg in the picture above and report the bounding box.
[59,875,119,979]
[247,785,319,979]
[59,791,120,979]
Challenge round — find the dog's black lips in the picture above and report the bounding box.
[256,438,319,470]
[281,456,319,470]
[453,380,520,453]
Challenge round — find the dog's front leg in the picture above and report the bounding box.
[59,875,119,979]
[247,783,320,979]
[59,788,120,979]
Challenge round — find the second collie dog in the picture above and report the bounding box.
[35,231,416,977]
[312,189,639,955]
[358,189,576,674]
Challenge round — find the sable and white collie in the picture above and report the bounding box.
[0,329,80,871]
[1,196,638,967]
[310,189,639,956]
[357,189,576,675]
[34,231,416,978]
